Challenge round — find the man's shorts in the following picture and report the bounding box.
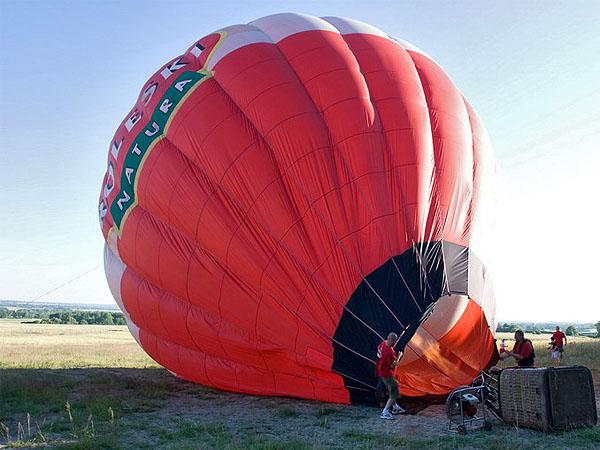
[381,377,400,400]
[557,345,564,353]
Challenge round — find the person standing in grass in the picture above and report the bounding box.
[552,326,567,365]
[375,332,405,419]
[548,336,559,365]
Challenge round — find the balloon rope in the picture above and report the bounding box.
[19,265,101,308]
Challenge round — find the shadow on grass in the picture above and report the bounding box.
[0,368,321,449]
[0,367,189,418]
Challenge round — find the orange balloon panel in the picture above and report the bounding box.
[99,13,499,404]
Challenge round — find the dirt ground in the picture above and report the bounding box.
[141,372,453,442]
[88,368,456,445]
[2,366,599,449]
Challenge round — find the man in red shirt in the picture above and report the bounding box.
[499,329,534,367]
[375,332,405,419]
[552,326,567,364]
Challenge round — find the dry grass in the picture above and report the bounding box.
[495,331,593,343]
[0,319,158,369]
[495,331,600,372]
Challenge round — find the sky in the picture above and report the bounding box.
[0,1,599,322]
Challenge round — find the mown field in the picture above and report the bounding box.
[1,319,599,449]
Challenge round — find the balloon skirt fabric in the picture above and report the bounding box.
[99,13,499,404]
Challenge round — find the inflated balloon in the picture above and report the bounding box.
[99,13,500,403]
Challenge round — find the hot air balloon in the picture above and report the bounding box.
[99,13,499,404]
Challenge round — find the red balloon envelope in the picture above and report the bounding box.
[99,13,500,403]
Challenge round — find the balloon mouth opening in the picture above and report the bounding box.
[331,241,494,403]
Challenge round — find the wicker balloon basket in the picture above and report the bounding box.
[499,366,597,432]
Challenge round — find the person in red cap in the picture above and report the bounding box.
[552,326,567,364]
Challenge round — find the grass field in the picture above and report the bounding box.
[1,319,599,449]
[495,331,600,370]
[0,319,159,369]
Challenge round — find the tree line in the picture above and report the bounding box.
[0,307,125,325]
[497,321,600,337]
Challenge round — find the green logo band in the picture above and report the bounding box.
[110,70,206,229]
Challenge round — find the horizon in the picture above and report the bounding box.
[0,298,597,326]
[2,299,598,331]
[1,1,599,323]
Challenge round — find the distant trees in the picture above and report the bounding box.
[0,307,125,325]
[40,311,125,325]
[496,323,544,333]
[0,308,39,319]
[495,322,600,337]
[525,326,542,335]
[565,325,579,336]
[496,323,520,332]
